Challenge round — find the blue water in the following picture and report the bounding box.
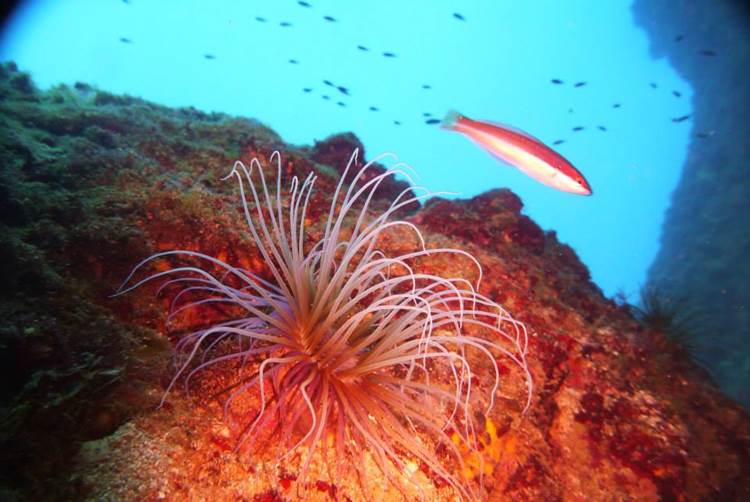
[0,0,692,299]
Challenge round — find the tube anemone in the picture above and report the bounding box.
[116,150,532,500]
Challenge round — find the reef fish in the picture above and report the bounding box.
[441,111,592,195]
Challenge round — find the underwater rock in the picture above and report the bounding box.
[309,131,365,169]
[632,0,750,408]
[420,189,545,254]
[0,62,748,501]
[308,132,418,214]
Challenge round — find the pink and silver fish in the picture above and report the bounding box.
[442,110,593,196]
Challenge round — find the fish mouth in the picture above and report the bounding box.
[577,182,593,196]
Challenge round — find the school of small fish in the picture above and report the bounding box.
[114,1,714,194]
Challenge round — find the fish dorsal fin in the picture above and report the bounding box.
[446,111,547,144]
[483,119,544,143]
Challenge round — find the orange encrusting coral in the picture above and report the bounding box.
[451,418,518,480]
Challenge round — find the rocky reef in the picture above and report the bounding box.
[632,0,750,407]
[1,62,748,501]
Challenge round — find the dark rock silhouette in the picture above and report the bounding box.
[633,0,750,408]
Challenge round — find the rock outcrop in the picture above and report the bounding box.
[1,62,748,501]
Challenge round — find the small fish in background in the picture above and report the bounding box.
[288,59,299,64]
[302,88,312,93]
[674,34,684,42]
[673,90,682,98]
[649,82,658,89]
[598,126,608,132]
[119,37,132,44]
[255,16,267,23]
[572,126,585,132]
[672,114,691,122]
[453,13,466,21]
[357,45,369,51]
[422,112,432,117]
[279,21,292,27]
[422,84,432,89]
[574,81,587,87]
[204,54,216,60]
[383,52,397,58]
[323,15,337,22]
[336,86,350,96]
[337,101,346,107]
[425,118,440,125]
[551,78,564,84]
[696,131,714,139]
[298,1,311,7]
[568,108,574,114]
[612,103,621,108]
[322,95,330,100]
[700,49,717,56]
[394,120,402,125]
[369,106,379,111]
[323,80,334,87]
[442,110,592,195]
[122,0,130,4]
[552,139,565,145]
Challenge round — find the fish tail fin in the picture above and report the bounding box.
[441,109,463,130]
